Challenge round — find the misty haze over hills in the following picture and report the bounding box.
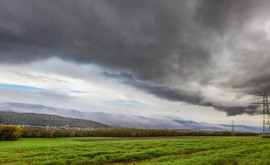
[0,102,261,132]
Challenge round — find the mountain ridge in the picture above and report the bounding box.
[0,102,261,132]
[0,111,111,129]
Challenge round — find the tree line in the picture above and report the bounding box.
[0,125,258,141]
[21,127,258,138]
[21,127,179,138]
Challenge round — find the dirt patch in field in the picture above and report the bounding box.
[74,136,195,142]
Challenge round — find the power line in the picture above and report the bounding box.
[251,92,270,135]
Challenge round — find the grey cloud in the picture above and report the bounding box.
[104,72,202,104]
[194,0,252,34]
[105,72,260,115]
[0,0,269,115]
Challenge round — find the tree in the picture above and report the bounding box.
[0,125,22,141]
[0,114,2,124]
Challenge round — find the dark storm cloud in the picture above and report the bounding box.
[104,72,202,104]
[0,0,210,74]
[0,0,269,115]
[105,72,260,115]
[194,0,252,34]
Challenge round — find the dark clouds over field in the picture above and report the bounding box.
[0,0,270,115]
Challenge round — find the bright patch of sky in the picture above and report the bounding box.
[0,83,50,93]
[101,99,145,107]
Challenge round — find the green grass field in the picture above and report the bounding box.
[1,136,270,165]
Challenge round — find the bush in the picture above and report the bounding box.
[0,125,22,141]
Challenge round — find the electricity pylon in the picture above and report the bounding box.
[252,92,270,135]
[231,120,235,136]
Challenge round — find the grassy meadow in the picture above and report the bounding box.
[1,136,270,165]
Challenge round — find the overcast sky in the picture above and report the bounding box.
[0,0,269,126]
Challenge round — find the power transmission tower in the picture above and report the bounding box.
[231,120,235,136]
[252,92,270,135]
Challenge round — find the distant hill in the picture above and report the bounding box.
[0,111,111,129]
[0,102,261,132]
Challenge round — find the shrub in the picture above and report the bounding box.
[0,125,22,141]
[49,130,57,138]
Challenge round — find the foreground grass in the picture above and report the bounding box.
[1,136,270,165]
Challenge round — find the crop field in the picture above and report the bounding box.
[1,136,270,165]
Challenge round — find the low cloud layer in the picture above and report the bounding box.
[1,0,270,115]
